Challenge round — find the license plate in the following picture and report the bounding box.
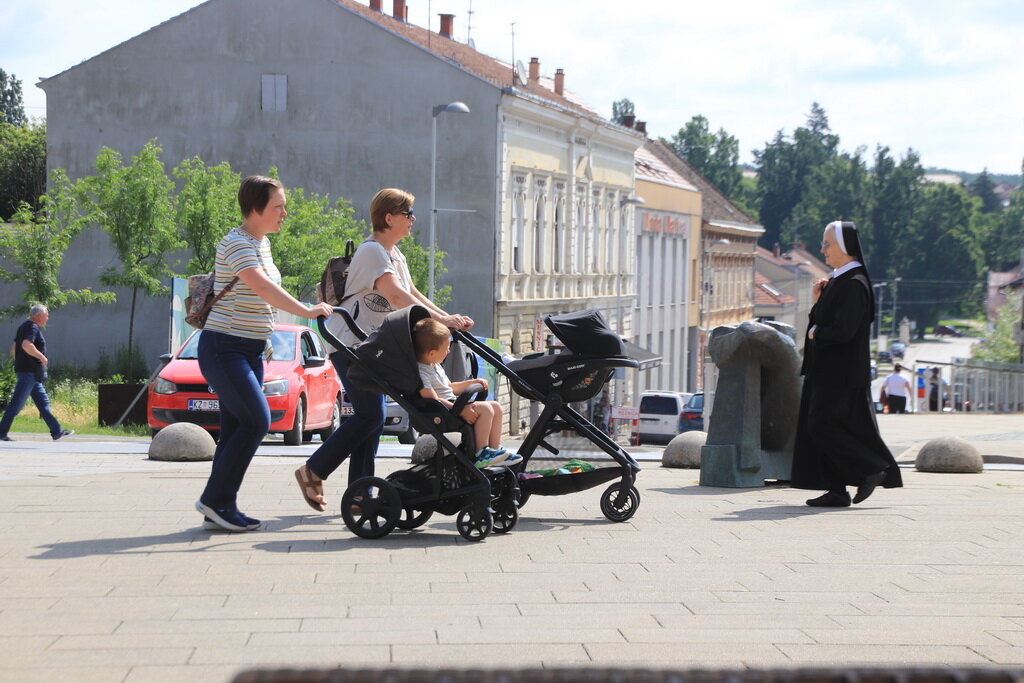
[188,399,219,411]
[340,405,354,416]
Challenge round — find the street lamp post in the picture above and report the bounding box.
[429,101,471,300]
[891,276,902,338]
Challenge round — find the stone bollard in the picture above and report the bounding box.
[915,436,983,473]
[148,423,215,461]
[663,430,707,468]
[411,434,439,464]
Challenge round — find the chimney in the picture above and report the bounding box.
[528,57,540,82]
[438,13,454,38]
[369,0,382,10]
[635,120,647,135]
[621,114,636,128]
[554,68,564,95]
[393,0,405,21]
[773,242,781,257]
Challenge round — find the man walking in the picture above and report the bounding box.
[0,304,73,442]
[882,363,912,414]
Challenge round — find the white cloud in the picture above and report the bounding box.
[3,0,1022,172]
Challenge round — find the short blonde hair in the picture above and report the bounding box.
[413,318,449,361]
[369,188,415,232]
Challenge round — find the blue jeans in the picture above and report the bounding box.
[0,371,62,438]
[197,330,270,509]
[306,352,385,487]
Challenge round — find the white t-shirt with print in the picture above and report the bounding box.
[418,361,456,401]
[323,239,413,351]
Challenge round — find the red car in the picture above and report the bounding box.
[148,323,343,445]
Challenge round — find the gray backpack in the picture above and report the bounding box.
[316,240,356,307]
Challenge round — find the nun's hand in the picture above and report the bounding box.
[811,278,829,303]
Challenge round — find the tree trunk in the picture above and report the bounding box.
[127,286,138,383]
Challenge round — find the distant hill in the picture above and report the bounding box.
[925,168,1021,188]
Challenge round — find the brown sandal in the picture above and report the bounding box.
[294,465,327,512]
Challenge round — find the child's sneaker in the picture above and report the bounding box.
[474,447,509,467]
[501,452,524,466]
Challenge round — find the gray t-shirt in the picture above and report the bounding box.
[418,362,456,401]
[324,239,413,351]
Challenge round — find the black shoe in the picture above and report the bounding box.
[53,430,74,441]
[853,470,887,504]
[806,491,851,507]
[0,435,12,442]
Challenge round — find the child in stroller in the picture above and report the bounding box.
[413,318,522,469]
[318,304,521,542]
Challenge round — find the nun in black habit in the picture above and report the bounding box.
[792,220,903,507]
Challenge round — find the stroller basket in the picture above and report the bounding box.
[519,467,622,496]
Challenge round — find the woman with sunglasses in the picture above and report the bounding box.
[295,188,473,511]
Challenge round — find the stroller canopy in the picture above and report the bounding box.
[346,304,432,396]
[545,309,625,357]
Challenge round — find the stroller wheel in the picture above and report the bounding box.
[599,483,640,522]
[341,477,402,539]
[492,501,518,534]
[395,507,433,530]
[456,503,493,542]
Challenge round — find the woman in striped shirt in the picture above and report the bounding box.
[195,176,333,532]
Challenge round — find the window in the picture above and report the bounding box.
[575,191,587,273]
[512,191,525,272]
[261,74,287,111]
[533,192,546,272]
[553,199,565,273]
[591,191,602,271]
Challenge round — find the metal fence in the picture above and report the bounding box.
[911,358,1024,414]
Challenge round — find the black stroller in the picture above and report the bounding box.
[318,306,641,542]
[452,309,642,521]
[319,305,520,542]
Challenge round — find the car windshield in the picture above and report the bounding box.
[640,396,678,415]
[686,394,704,410]
[177,330,296,361]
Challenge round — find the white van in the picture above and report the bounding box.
[637,391,694,444]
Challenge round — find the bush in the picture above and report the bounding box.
[0,355,14,409]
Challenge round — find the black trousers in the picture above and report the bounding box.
[886,394,907,414]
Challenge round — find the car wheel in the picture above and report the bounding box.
[317,395,342,441]
[397,424,418,445]
[283,398,305,446]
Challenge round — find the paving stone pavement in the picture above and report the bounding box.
[0,413,1023,682]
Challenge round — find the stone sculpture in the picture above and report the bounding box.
[700,320,801,487]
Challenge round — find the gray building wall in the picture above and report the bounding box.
[11,0,501,367]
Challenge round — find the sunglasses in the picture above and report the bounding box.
[395,209,415,218]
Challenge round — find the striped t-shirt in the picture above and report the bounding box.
[204,227,282,340]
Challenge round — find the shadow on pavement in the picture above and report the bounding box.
[711,503,849,522]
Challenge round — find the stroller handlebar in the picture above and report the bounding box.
[316,307,367,350]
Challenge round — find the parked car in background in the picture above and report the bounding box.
[890,341,906,359]
[148,324,343,445]
[340,393,417,444]
[678,392,704,433]
[637,391,694,444]
[933,325,963,337]
[877,350,893,363]
[869,359,878,380]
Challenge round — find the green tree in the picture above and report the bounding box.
[173,157,240,274]
[867,146,922,278]
[895,183,983,336]
[82,140,181,382]
[753,103,839,247]
[611,98,635,125]
[968,168,1001,214]
[985,185,1024,271]
[974,295,1022,364]
[790,149,871,248]
[0,119,46,219]
[269,186,365,302]
[665,115,742,197]
[400,230,451,307]
[0,169,116,317]
[0,69,25,126]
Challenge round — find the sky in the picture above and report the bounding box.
[3,0,1024,175]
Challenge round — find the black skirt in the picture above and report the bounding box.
[791,378,903,491]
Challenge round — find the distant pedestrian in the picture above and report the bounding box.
[791,221,902,507]
[0,304,74,442]
[882,363,912,414]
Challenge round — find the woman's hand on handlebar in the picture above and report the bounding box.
[441,313,474,331]
[305,302,335,319]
